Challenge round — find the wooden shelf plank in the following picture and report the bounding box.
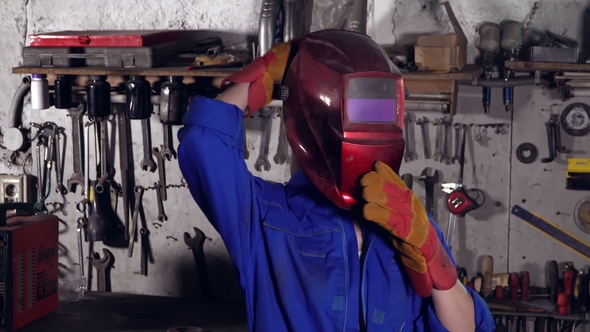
[402,64,482,80]
[11,66,241,77]
[505,60,590,73]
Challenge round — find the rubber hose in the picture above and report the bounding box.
[9,77,31,128]
[34,170,51,214]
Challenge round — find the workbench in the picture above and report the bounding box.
[19,292,248,332]
[505,60,590,73]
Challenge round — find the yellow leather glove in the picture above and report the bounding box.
[361,161,457,297]
[221,42,296,116]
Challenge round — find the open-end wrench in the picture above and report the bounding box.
[152,146,167,201]
[95,118,109,194]
[418,167,440,216]
[432,118,442,162]
[440,116,452,165]
[161,124,177,161]
[273,109,287,165]
[54,127,68,195]
[255,107,276,171]
[67,104,86,193]
[89,248,114,292]
[243,129,250,160]
[128,185,145,257]
[155,182,168,222]
[452,123,462,164]
[416,117,430,159]
[184,227,214,300]
[140,119,157,172]
[404,113,415,162]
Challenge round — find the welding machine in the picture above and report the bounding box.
[0,203,59,331]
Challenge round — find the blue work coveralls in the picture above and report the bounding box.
[178,96,495,331]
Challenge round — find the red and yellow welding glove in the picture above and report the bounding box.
[221,41,297,117]
[360,161,457,298]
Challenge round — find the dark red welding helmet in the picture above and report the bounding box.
[283,29,406,210]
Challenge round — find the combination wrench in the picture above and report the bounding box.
[140,119,157,172]
[95,118,109,194]
[403,113,415,162]
[255,107,276,171]
[432,118,442,162]
[416,117,430,159]
[440,116,452,165]
[66,104,86,193]
[152,146,167,201]
[452,123,463,164]
[128,185,145,257]
[155,182,168,222]
[54,127,68,195]
[273,108,287,165]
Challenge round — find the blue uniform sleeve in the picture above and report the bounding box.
[177,96,262,269]
[424,217,496,331]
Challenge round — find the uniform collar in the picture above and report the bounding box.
[285,170,325,222]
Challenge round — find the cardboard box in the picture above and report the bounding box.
[414,2,467,72]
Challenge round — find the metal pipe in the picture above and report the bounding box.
[459,76,550,87]
[9,77,31,128]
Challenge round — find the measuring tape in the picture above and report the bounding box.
[511,205,590,260]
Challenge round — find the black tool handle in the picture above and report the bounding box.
[0,203,35,227]
[541,121,555,163]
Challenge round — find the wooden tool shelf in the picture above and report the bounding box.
[402,64,483,115]
[505,60,590,73]
[12,66,240,86]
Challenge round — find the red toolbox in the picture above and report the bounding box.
[28,30,179,47]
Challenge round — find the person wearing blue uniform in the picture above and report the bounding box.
[178,30,494,331]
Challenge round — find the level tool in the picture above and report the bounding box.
[511,205,590,260]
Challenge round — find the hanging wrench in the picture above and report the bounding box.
[273,109,287,165]
[404,113,415,162]
[255,107,276,172]
[452,123,462,164]
[155,182,168,222]
[89,248,114,292]
[184,227,214,300]
[67,104,86,193]
[432,118,442,162]
[128,185,145,257]
[95,118,109,194]
[440,116,452,165]
[416,117,430,159]
[140,228,150,276]
[243,129,249,160]
[152,146,167,201]
[54,127,68,195]
[140,119,157,172]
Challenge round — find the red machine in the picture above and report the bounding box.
[0,203,59,331]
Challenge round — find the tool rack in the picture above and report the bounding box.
[491,311,589,331]
[12,66,239,83]
[402,64,483,116]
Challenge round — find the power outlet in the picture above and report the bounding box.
[0,175,35,204]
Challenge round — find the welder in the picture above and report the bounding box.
[178,29,494,331]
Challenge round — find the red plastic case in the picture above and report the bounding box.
[29,30,179,47]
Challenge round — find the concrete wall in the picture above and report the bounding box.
[0,0,589,303]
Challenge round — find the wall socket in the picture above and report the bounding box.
[0,175,36,204]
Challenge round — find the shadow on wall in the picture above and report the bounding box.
[176,252,245,304]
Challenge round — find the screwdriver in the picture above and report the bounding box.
[548,260,559,303]
[457,266,468,285]
[563,262,576,313]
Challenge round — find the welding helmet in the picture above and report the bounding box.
[283,29,406,210]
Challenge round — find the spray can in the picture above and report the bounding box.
[125,76,152,120]
[30,74,50,110]
[159,76,187,125]
[54,75,72,109]
[87,75,111,118]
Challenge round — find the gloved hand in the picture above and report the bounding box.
[221,41,297,116]
[360,161,457,298]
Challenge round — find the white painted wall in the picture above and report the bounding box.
[0,0,589,304]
